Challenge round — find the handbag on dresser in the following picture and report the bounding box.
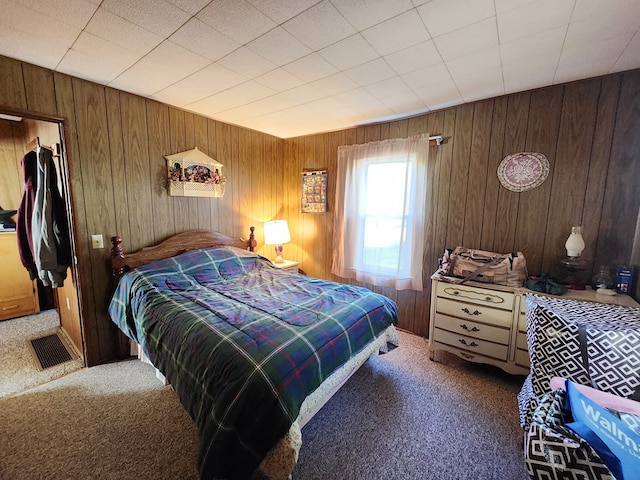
[440,246,527,287]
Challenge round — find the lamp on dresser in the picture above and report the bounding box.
[264,220,291,263]
[560,225,587,290]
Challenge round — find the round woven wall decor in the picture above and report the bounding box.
[497,152,549,192]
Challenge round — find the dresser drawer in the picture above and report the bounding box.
[435,297,512,328]
[432,327,509,361]
[516,331,528,350]
[435,282,514,310]
[433,313,510,344]
[0,296,38,321]
[518,313,527,333]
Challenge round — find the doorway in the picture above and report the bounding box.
[0,112,84,366]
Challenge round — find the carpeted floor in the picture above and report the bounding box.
[0,310,84,399]
[0,330,528,479]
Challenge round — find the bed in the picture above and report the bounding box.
[107,228,399,480]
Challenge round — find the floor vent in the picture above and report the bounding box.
[29,332,74,370]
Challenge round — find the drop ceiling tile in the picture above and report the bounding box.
[218,47,277,79]
[0,24,73,70]
[58,31,139,83]
[255,68,305,92]
[384,40,442,75]
[497,0,574,44]
[343,58,397,87]
[165,0,211,15]
[500,26,565,65]
[170,18,240,62]
[282,0,356,51]
[18,0,98,29]
[494,0,537,15]
[151,62,248,105]
[247,26,312,66]
[317,34,379,71]
[413,79,463,111]
[418,0,495,38]
[446,46,501,79]
[197,0,276,45]
[571,0,640,22]
[364,76,412,98]
[146,41,211,76]
[502,54,557,93]
[86,8,164,55]
[454,69,504,103]
[186,81,276,114]
[362,9,431,56]
[554,34,633,84]
[613,31,640,73]
[434,17,498,61]
[309,72,359,95]
[564,13,640,50]
[401,62,451,90]
[248,0,322,24]
[101,0,191,37]
[282,53,338,83]
[332,0,415,31]
[378,90,426,116]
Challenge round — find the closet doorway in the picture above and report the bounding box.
[0,112,84,364]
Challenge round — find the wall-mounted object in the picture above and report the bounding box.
[165,147,226,198]
[497,152,549,192]
[301,170,327,213]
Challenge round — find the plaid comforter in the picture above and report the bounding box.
[108,247,399,479]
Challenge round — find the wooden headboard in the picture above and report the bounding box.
[110,227,257,282]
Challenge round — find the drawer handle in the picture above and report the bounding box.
[2,304,19,311]
[458,339,478,347]
[460,352,475,359]
[459,324,480,332]
[461,307,481,316]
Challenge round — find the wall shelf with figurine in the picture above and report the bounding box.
[165,147,227,198]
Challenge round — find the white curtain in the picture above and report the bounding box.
[332,134,430,291]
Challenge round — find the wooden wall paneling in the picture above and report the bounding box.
[462,99,493,248]
[588,76,622,273]
[22,63,57,115]
[54,72,88,360]
[193,114,213,231]
[237,127,253,244]
[183,112,201,231]
[303,134,324,277]
[120,93,154,251]
[250,131,264,248]
[0,120,25,211]
[282,138,297,263]
[514,86,563,274]
[445,103,474,249]
[229,126,242,239]
[324,130,342,280]
[262,135,278,228]
[493,92,530,253]
[479,96,508,251]
[145,100,175,240]
[596,70,640,269]
[0,56,27,109]
[168,108,191,233]
[215,122,233,236]
[105,89,131,251]
[202,118,218,232]
[432,108,457,257]
[72,78,118,364]
[290,137,304,265]
[542,80,600,276]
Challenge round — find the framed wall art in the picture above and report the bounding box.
[301,170,327,213]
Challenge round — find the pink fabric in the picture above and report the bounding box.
[550,376,640,416]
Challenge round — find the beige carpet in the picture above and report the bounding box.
[0,331,527,479]
[0,310,84,399]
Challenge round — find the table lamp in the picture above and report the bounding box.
[264,220,291,263]
[560,226,587,289]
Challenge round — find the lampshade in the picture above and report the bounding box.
[264,220,291,263]
[565,226,585,257]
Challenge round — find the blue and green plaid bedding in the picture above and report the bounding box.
[108,246,399,479]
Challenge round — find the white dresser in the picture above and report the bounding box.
[429,274,639,376]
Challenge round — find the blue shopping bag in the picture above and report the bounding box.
[565,380,640,480]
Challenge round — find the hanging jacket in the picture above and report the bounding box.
[16,151,38,280]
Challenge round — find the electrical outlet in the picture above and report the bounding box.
[91,234,104,249]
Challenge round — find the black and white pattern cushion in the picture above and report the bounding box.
[518,295,640,429]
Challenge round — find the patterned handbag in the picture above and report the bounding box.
[440,246,527,287]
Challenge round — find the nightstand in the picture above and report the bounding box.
[271,259,299,273]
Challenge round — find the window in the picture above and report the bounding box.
[332,135,430,291]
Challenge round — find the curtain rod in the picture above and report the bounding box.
[429,135,443,146]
